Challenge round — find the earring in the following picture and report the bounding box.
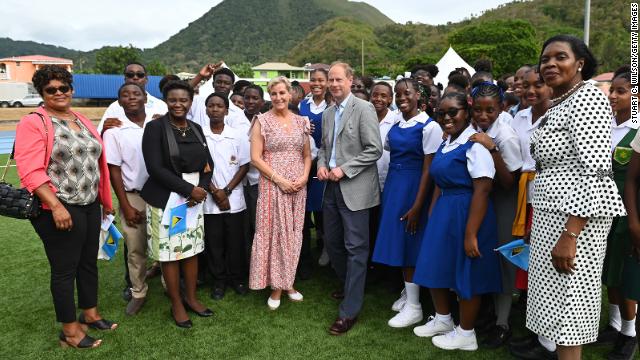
[578,67,582,72]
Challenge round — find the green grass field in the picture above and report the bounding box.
[0,155,614,359]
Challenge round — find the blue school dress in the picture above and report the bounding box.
[372,119,432,267]
[299,99,324,212]
[413,140,501,299]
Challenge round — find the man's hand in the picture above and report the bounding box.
[328,167,345,182]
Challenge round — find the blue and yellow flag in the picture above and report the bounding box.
[495,239,530,271]
[102,224,123,260]
[169,202,188,237]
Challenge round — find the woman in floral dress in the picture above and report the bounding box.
[249,76,311,310]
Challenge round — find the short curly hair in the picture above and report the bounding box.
[162,80,194,100]
[32,65,73,97]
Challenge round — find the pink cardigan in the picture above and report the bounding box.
[14,107,112,210]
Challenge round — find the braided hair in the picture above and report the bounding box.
[395,77,433,116]
[471,81,504,102]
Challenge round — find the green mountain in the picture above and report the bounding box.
[0,38,96,71]
[290,0,629,75]
[143,0,393,71]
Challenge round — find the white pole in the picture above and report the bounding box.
[584,0,591,46]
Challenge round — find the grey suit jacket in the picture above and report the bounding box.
[317,95,383,211]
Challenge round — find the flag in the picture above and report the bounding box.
[101,224,123,260]
[495,239,530,271]
[169,202,188,237]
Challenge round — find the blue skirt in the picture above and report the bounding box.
[305,177,324,213]
[413,189,501,299]
[372,167,428,267]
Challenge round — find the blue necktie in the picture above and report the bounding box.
[329,105,343,169]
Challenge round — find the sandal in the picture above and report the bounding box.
[78,313,118,331]
[58,331,101,349]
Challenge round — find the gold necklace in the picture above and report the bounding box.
[170,122,191,137]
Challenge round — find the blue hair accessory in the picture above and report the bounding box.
[471,81,504,102]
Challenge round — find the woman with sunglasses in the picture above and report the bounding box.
[14,65,116,349]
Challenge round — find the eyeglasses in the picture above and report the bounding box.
[125,71,146,79]
[436,107,463,119]
[43,85,72,95]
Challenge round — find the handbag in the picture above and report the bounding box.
[0,112,46,219]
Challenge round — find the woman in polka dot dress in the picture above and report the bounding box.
[527,35,626,359]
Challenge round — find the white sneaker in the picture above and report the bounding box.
[388,303,423,328]
[287,291,303,302]
[267,297,280,310]
[391,288,407,312]
[318,247,330,266]
[432,327,478,351]
[413,315,455,337]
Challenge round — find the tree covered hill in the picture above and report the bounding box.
[0,0,630,76]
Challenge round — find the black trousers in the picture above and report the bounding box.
[31,201,101,323]
[204,212,247,286]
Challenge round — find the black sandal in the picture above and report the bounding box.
[78,313,118,331]
[58,331,101,349]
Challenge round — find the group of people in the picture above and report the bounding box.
[12,34,639,360]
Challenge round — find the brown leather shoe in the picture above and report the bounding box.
[330,289,345,300]
[329,317,357,335]
[125,297,146,316]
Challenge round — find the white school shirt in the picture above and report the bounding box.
[202,125,250,214]
[98,92,167,132]
[187,94,243,130]
[376,109,396,191]
[498,111,514,127]
[224,112,261,186]
[611,117,638,152]
[301,97,327,114]
[511,107,543,202]
[441,125,496,179]
[479,118,523,172]
[102,114,155,192]
[389,111,443,154]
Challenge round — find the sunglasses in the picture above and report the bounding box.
[351,84,365,89]
[125,71,146,79]
[436,107,463,119]
[43,85,72,95]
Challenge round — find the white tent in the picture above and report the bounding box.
[433,46,475,88]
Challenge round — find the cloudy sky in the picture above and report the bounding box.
[2,0,512,51]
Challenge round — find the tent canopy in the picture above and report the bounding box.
[433,46,475,88]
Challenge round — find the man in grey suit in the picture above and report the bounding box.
[317,62,383,335]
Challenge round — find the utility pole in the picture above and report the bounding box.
[361,38,365,76]
[584,0,591,46]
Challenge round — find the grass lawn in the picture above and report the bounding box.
[0,155,614,359]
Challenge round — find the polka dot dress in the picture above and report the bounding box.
[527,83,626,346]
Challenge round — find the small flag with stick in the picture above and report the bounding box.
[495,239,530,271]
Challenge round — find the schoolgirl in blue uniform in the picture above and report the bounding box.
[372,78,443,328]
[412,91,501,351]
[298,68,329,276]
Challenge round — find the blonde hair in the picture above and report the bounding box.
[267,76,292,93]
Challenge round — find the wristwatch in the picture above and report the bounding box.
[489,145,499,154]
[223,187,232,196]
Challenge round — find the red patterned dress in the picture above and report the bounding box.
[249,111,309,290]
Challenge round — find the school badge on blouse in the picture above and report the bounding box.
[614,147,633,165]
[229,155,238,165]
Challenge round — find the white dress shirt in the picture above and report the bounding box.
[103,114,155,192]
[441,124,496,179]
[377,109,396,191]
[203,125,250,214]
[187,94,243,130]
[611,117,638,152]
[481,117,523,172]
[98,92,167,132]
[498,111,514,127]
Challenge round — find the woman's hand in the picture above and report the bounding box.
[469,133,496,151]
[121,204,143,228]
[630,222,640,261]
[274,176,296,194]
[292,176,308,192]
[190,186,207,203]
[400,206,420,234]
[52,203,73,231]
[551,232,577,275]
[464,235,482,258]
